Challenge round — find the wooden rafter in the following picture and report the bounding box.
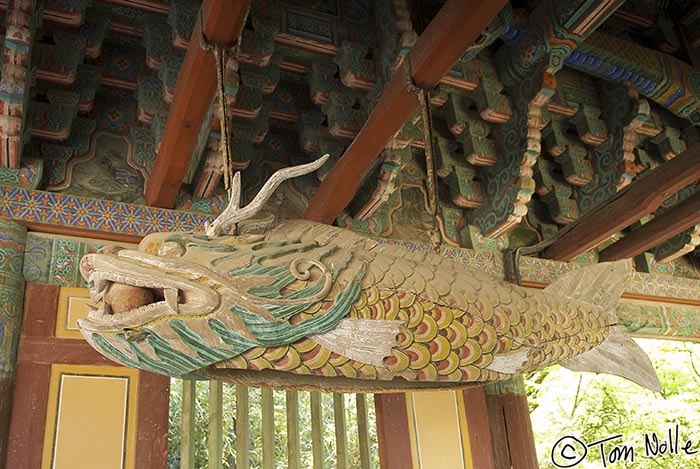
[303,0,508,223]
[145,0,250,208]
[544,144,700,261]
[598,191,700,262]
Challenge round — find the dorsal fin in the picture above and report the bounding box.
[544,259,633,312]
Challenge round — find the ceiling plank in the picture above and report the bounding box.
[145,0,250,208]
[544,144,700,261]
[598,191,700,262]
[303,0,508,223]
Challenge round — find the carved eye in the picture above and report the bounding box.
[158,241,186,258]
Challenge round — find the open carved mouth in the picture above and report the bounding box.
[86,270,183,322]
[78,247,220,332]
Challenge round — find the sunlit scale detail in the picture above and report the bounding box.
[428,335,452,362]
[262,345,289,362]
[337,363,357,379]
[274,349,301,371]
[328,353,351,368]
[437,353,461,376]
[413,314,439,343]
[445,321,468,348]
[357,364,376,380]
[416,363,439,381]
[247,357,271,371]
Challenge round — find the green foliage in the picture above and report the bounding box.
[529,339,700,469]
[168,380,380,468]
[168,381,218,468]
[525,369,550,412]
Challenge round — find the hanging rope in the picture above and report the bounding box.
[404,58,442,250]
[198,7,330,238]
[199,6,249,193]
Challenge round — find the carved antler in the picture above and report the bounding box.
[205,154,330,237]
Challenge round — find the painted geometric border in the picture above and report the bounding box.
[0,187,213,236]
[617,300,700,340]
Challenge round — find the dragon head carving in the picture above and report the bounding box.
[78,228,363,377]
[80,233,257,333]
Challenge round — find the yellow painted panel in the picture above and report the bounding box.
[405,394,420,469]
[456,392,474,469]
[56,287,91,339]
[409,390,465,469]
[42,365,139,469]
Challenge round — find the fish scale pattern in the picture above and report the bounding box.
[82,220,612,386]
[218,221,610,384]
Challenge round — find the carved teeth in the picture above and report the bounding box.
[165,288,179,313]
[86,303,98,319]
[88,273,108,298]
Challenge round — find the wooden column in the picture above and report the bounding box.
[544,143,700,261]
[484,378,539,469]
[462,387,496,468]
[145,0,250,208]
[136,373,170,469]
[0,219,26,469]
[6,285,60,469]
[375,394,413,469]
[304,0,508,224]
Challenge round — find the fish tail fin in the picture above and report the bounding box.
[561,330,661,391]
[544,259,661,392]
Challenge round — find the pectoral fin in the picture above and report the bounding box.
[486,348,530,374]
[310,318,404,366]
[561,329,661,392]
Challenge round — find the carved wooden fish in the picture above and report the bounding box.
[78,220,660,392]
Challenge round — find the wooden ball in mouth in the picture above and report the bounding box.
[104,283,155,314]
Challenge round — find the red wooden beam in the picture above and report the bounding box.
[598,190,700,262]
[22,221,144,244]
[145,0,251,208]
[544,144,700,261]
[304,0,508,223]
